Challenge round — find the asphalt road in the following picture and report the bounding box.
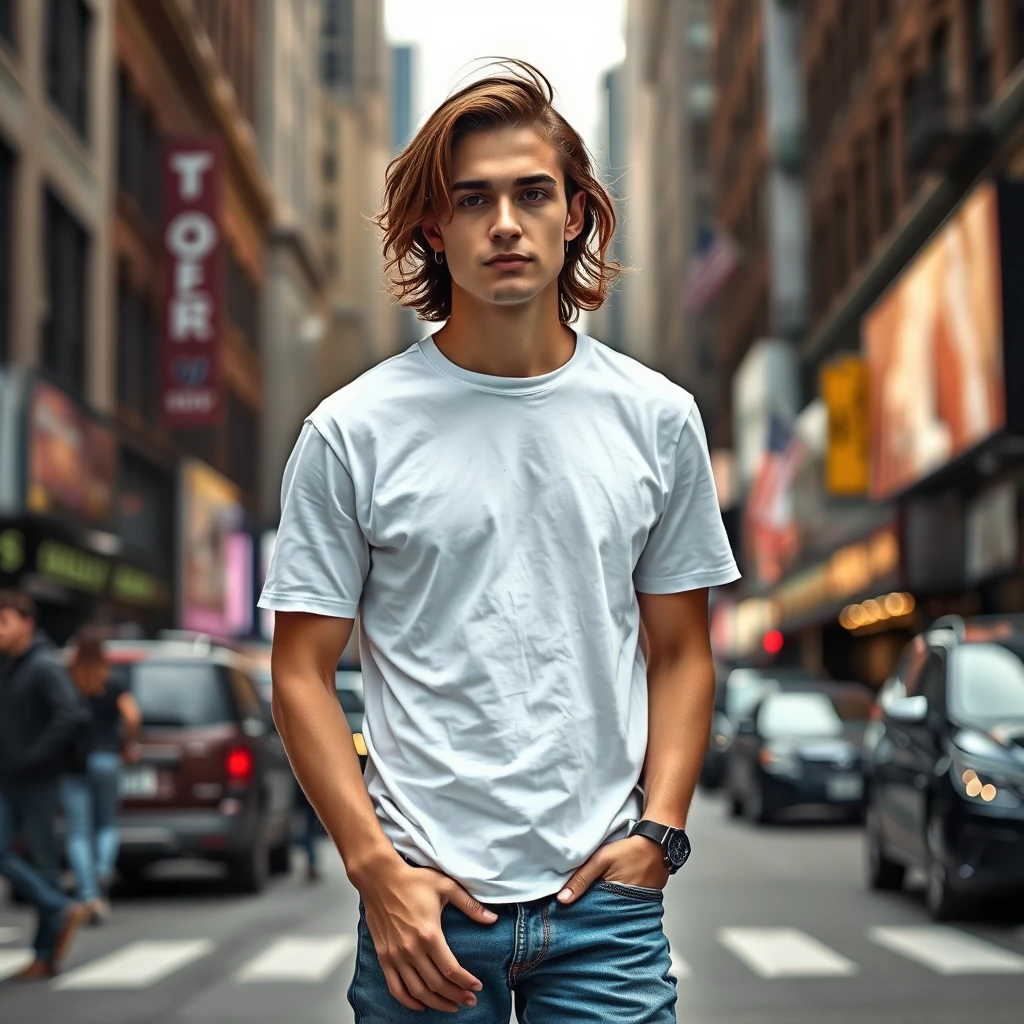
[2,792,1024,1024]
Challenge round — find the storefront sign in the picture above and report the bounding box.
[865,182,1006,499]
[162,138,225,426]
[821,356,869,496]
[26,378,117,526]
[966,481,1018,583]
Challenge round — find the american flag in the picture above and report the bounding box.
[684,224,741,312]
[744,413,807,584]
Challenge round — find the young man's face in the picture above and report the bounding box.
[0,608,33,654]
[424,126,586,312]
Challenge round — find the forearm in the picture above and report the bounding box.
[272,671,397,887]
[640,646,715,829]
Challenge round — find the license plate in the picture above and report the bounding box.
[120,766,158,798]
[826,774,863,801]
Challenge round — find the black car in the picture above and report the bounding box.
[864,616,1024,920]
[700,667,826,791]
[726,683,874,823]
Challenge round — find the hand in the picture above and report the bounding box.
[556,835,670,905]
[122,743,141,765]
[359,853,498,1013]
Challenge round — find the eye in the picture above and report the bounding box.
[522,189,547,202]
[457,195,485,208]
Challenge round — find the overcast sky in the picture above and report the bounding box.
[383,0,628,159]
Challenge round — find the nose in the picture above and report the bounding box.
[489,196,522,242]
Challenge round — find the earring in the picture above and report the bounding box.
[565,240,570,255]
[434,250,444,265]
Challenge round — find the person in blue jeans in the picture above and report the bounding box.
[60,626,142,923]
[0,590,92,980]
[261,61,738,1021]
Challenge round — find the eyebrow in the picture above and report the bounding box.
[450,173,559,192]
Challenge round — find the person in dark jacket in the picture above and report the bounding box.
[0,590,91,981]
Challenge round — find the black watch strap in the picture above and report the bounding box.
[629,819,690,873]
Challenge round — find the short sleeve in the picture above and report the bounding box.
[633,405,740,594]
[258,421,369,618]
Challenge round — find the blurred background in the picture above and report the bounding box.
[2,1,1024,1022]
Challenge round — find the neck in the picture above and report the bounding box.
[432,283,577,378]
[7,633,34,658]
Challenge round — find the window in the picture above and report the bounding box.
[0,0,14,50]
[116,271,139,410]
[117,70,160,224]
[853,156,870,266]
[0,140,11,362]
[227,392,259,496]
[322,151,337,182]
[876,0,892,29]
[691,118,710,173]
[930,23,950,109]
[46,0,91,140]
[227,252,259,352]
[321,0,354,88]
[969,0,993,106]
[877,115,894,232]
[322,202,337,231]
[1015,0,1024,70]
[833,189,848,293]
[952,642,1024,720]
[323,249,337,276]
[902,74,922,198]
[41,190,89,397]
[813,218,831,317]
[128,662,235,727]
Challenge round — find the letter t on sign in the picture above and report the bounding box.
[170,153,215,200]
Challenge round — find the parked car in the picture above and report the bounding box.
[700,667,824,791]
[104,638,296,893]
[336,668,367,772]
[726,683,875,824]
[864,616,1024,920]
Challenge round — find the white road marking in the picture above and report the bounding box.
[0,948,34,980]
[718,927,858,978]
[236,936,356,983]
[668,951,692,980]
[870,925,1024,975]
[53,939,213,990]
[0,926,23,945]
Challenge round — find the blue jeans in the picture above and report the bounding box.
[0,783,73,963]
[60,752,123,902]
[348,881,677,1022]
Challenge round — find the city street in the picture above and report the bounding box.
[2,793,1023,1024]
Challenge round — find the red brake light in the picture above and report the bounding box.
[225,746,254,785]
[870,704,883,721]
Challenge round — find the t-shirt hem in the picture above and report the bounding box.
[634,562,741,594]
[257,592,360,618]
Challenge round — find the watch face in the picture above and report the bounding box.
[667,830,690,868]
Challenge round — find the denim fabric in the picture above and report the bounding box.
[61,752,123,901]
[0,785,72,962]
[348,881,677,1023]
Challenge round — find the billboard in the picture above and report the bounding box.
[161,138,225,426]
[26,377,117,526]
[865,182,1005,499]
[178,460,251,637]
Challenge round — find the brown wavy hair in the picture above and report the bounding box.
[69,625,110,698]
[375,59,621,324]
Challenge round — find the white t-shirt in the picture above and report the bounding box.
[259,332,739,902]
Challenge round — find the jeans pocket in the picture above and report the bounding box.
[594,880,665,902]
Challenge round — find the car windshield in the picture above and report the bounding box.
[952,642,1024,721]
[725,669,815,721]
[758,692,844,739]
[129,660,235,728]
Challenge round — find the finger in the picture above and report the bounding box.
[413,950,480,1009]
[396,959,460,1014]
[557,852,607,904]
[445,882,499,927]
[381,962,426,1012]
[427,932,485,996]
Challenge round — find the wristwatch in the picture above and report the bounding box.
[628,819,691,873]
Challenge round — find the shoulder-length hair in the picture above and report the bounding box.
[375,59,621,325]
[69,625,110,699]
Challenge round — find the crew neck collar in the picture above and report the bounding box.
[418,331,592,396]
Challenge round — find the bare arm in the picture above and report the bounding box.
[270,611,495,1013]
[116,691,142,762]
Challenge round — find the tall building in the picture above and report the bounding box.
[318,0,395,387]
[258,0,328,519]
[391,44,416,154]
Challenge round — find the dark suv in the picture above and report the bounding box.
[864,616,1024,919]
[106,638,296,893]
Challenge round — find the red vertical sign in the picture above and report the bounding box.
[161,137,225,426]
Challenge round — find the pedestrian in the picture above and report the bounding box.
[294,787,323,884]
[260,60,739,1022]
[60,625,142,924]
[0,590,92,980]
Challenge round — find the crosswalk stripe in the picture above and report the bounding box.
[717,928,858,978]
[668,951,691,980]
[869,925,1024,975]
[0,949,34,980]
[0,927,23,945]
[236,936,356,982]
[53,939,214,990]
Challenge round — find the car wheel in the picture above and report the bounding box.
[744,779,771,825]
[268,841,292,876]
[865,801,904,891]
[229,839,269,895]
[925,813,969,921]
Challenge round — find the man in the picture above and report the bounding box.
[0,590,91,980]
[262,61,738,1022]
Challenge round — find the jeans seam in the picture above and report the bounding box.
[508,903,524,987]
[595,880,665,902]
[511,904,550,981]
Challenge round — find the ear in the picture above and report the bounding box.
[564,190,586,244]
[422,217,444,255]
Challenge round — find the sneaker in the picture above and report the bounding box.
[87,898,111,926]
[51,902,91,970]
[10,959,55,982]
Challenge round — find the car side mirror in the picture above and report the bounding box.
[737,718,757,736]
[886,695,928,724]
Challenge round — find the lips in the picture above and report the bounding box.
[485,254,531,266]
